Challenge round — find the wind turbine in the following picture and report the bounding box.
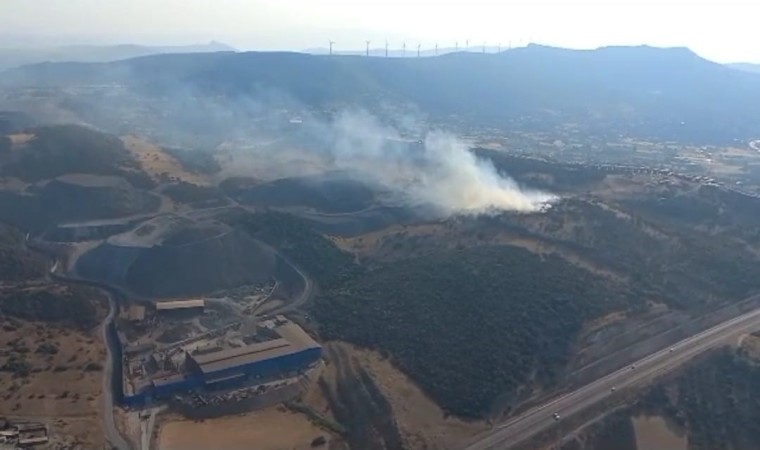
[498,42,501,53]
[435,43,438,56]
[402,41,406,57]
[482,42,486,53]
[385,40,389,57]
[417,43,421,57]
[455,41,459,51]
[465,39,469,50]
[328,40,335,56]
[366,40,371,57]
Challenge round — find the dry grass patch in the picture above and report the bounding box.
[8,133,35,146]
[122,135,209,185]
[158,408,330,450]
[0,319,105,447]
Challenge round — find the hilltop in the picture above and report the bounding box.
[0,124,159,230]
[4,45,760,143]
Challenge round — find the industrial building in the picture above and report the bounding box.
[122,318,321,405]
[155,299,205,318]
[186,321,321,387]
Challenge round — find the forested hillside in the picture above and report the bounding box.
[229,211,357,288]
[1,125,152,187]
[0,223,46,281]
[657,350,760,450]
[314,246,637,418]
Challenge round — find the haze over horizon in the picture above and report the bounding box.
[0,0,758,64]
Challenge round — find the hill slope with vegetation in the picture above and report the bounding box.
[314,246,637,418]
[0,125,160,230]
[0,223,46,281]
[1,124,151,187]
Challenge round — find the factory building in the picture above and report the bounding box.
[186,322,321,388]
[155,299,205,318]
[123,319,321,405]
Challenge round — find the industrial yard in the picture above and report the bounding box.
[103,272,325,450]
[117,285,322,411]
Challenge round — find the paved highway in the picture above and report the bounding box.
[465,307,760,450]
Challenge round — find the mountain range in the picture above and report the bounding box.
[3,44,760,143]
[0,41,234,71]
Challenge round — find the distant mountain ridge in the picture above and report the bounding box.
[727,62,760,74]
[0,41,235,70]
[4,44,760,143]
[303,45,504,58]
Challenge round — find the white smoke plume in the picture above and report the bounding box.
[322,110,556,215]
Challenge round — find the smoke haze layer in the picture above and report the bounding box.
[223,109,556,216]
[0,67,555,216]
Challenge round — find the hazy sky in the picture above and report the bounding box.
[0,0,756,62]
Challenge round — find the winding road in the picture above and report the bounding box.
[100,291,132,450]
[464,306,760,450]
[28,234,132,449]
[264,248,314,316]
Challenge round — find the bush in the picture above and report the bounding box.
[83,362,103,372]
[1,356,31,377]
[35,342,59,355]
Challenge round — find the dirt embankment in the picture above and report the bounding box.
[315,342,485,450]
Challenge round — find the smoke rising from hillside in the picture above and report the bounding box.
[325,110,556,215]
[221,108,556,215]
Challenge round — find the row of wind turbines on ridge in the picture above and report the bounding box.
[327,39,526,57]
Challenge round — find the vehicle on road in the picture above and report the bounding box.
[630,365,636,370]
[669,347,675,352]
[552,413,560,421]
[610,386,616,392]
